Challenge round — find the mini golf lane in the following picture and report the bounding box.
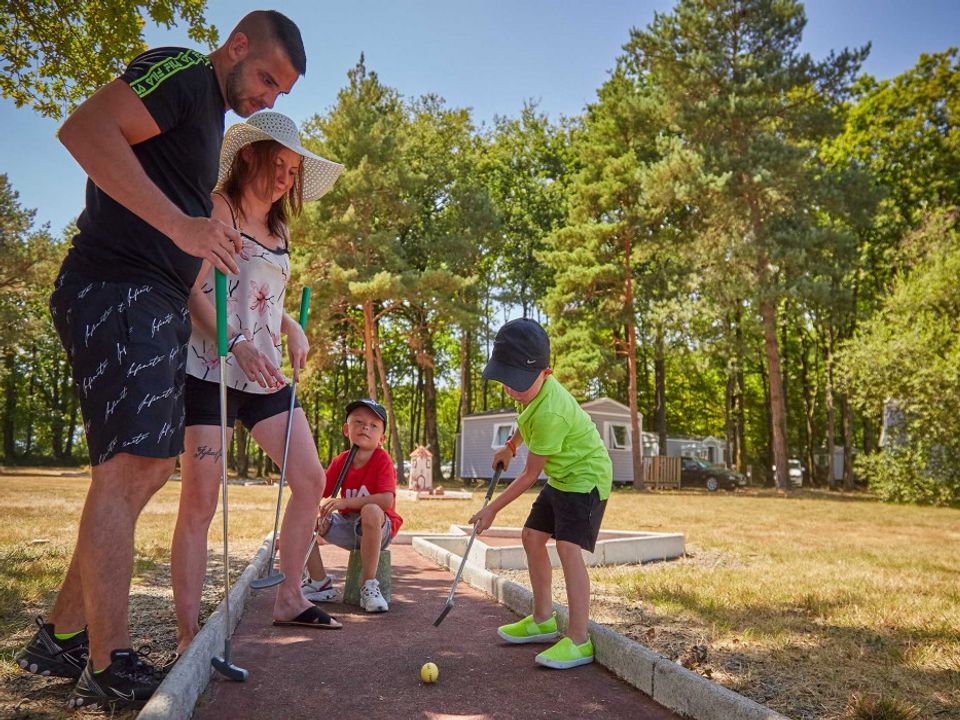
[193,544,680,720]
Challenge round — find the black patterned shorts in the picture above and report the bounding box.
[50,271,191,466]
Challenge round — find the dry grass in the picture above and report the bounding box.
[0,470,958,719]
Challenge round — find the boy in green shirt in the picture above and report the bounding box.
[470,318,611,669]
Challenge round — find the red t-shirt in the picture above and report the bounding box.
[325,447,403,537]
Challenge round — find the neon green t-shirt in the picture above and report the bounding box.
[517,376,612,501]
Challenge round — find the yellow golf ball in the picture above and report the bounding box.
[420,661,439,683]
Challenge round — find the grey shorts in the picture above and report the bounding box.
[321,512,392,551]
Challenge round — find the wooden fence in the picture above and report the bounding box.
[640,455,681,489]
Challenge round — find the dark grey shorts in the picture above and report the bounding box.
[321,512,393,551]
[524,484,607,552]
[50,272,191,466]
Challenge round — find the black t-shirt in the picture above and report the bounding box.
[62,47,226,301]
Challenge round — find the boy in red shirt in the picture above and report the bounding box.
[303,399,402,612]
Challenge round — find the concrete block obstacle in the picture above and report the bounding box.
[342,548,392,605]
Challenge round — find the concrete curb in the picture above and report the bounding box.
[412,536,789,720]
[137,534,274,720]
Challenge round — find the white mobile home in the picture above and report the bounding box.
[665,437,707,460]
[457,398,656,483]
[662,436,726,465]
[700,436,725,465]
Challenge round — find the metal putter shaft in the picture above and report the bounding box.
[211,270,248,682]
[252,288,312,590]
[433,464,504,627]
[302,444,359,578]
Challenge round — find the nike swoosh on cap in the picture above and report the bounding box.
[526,359,537,364]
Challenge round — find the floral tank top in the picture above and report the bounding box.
[185,197,290,394]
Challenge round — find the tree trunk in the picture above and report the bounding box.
[50,357,65,460]
[372,320,404,484]
[862,411,875,455]
[824,326,837,490]
[25,352,35,457]
[235,423,249,478]
[638,317,652,417]
[458,326,471,424]
[311,387,321,455]
[414,367,424,449]
[423,355,441,487]
[65,384,78,461]
[456,325,472,480]
[654,325,667,462]
[841,394,854,491]
[3,351,15,461]
[623,231,645,490]
[361,300,378,400]
[734,325,747,474]
[725,368,735,468]
[797,324,817,487]
[760,298,789,492]
[759,353,772,485]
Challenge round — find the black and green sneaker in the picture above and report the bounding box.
[67,648,161,711]
[15,616,89,679]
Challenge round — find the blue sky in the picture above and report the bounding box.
[2,0,958,235]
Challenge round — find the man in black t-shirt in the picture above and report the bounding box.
[16,11,306,711]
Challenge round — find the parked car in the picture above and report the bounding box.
[770,458,804,487]
[788,458,803,487]
[680,456,746,491]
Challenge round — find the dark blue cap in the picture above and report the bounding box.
[482,318,550,392]
[344,399,387,424]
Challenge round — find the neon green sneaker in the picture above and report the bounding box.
[496,612,559,644]
[535,636,595,669]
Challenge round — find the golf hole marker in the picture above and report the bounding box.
[420,662,438,683]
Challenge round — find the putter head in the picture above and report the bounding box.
[433,601,454,627]
[211,656,248,682]
[250,572,285,590]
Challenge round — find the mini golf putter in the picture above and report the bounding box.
[252,288,312,591]
[211,270,248,682]
[433,463,504,626]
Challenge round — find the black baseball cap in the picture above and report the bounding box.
[344,399,387,425]
[482,318,550,392]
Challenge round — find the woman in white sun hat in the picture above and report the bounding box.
[171,112,344,654]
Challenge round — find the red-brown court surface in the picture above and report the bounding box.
[193,544,681,720]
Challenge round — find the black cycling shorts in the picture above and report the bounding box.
[184,374,300,430]
[524,484,607,553]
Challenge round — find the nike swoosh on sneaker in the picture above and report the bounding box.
[110,687,137,702]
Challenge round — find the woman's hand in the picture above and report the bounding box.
[286,323,309,381]
[232,340,286,389]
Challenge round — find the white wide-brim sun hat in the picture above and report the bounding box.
[218,111,344,202]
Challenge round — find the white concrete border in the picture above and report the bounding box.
[137,534,273,720]
[444,524,686,570]
[412,535,789,720]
